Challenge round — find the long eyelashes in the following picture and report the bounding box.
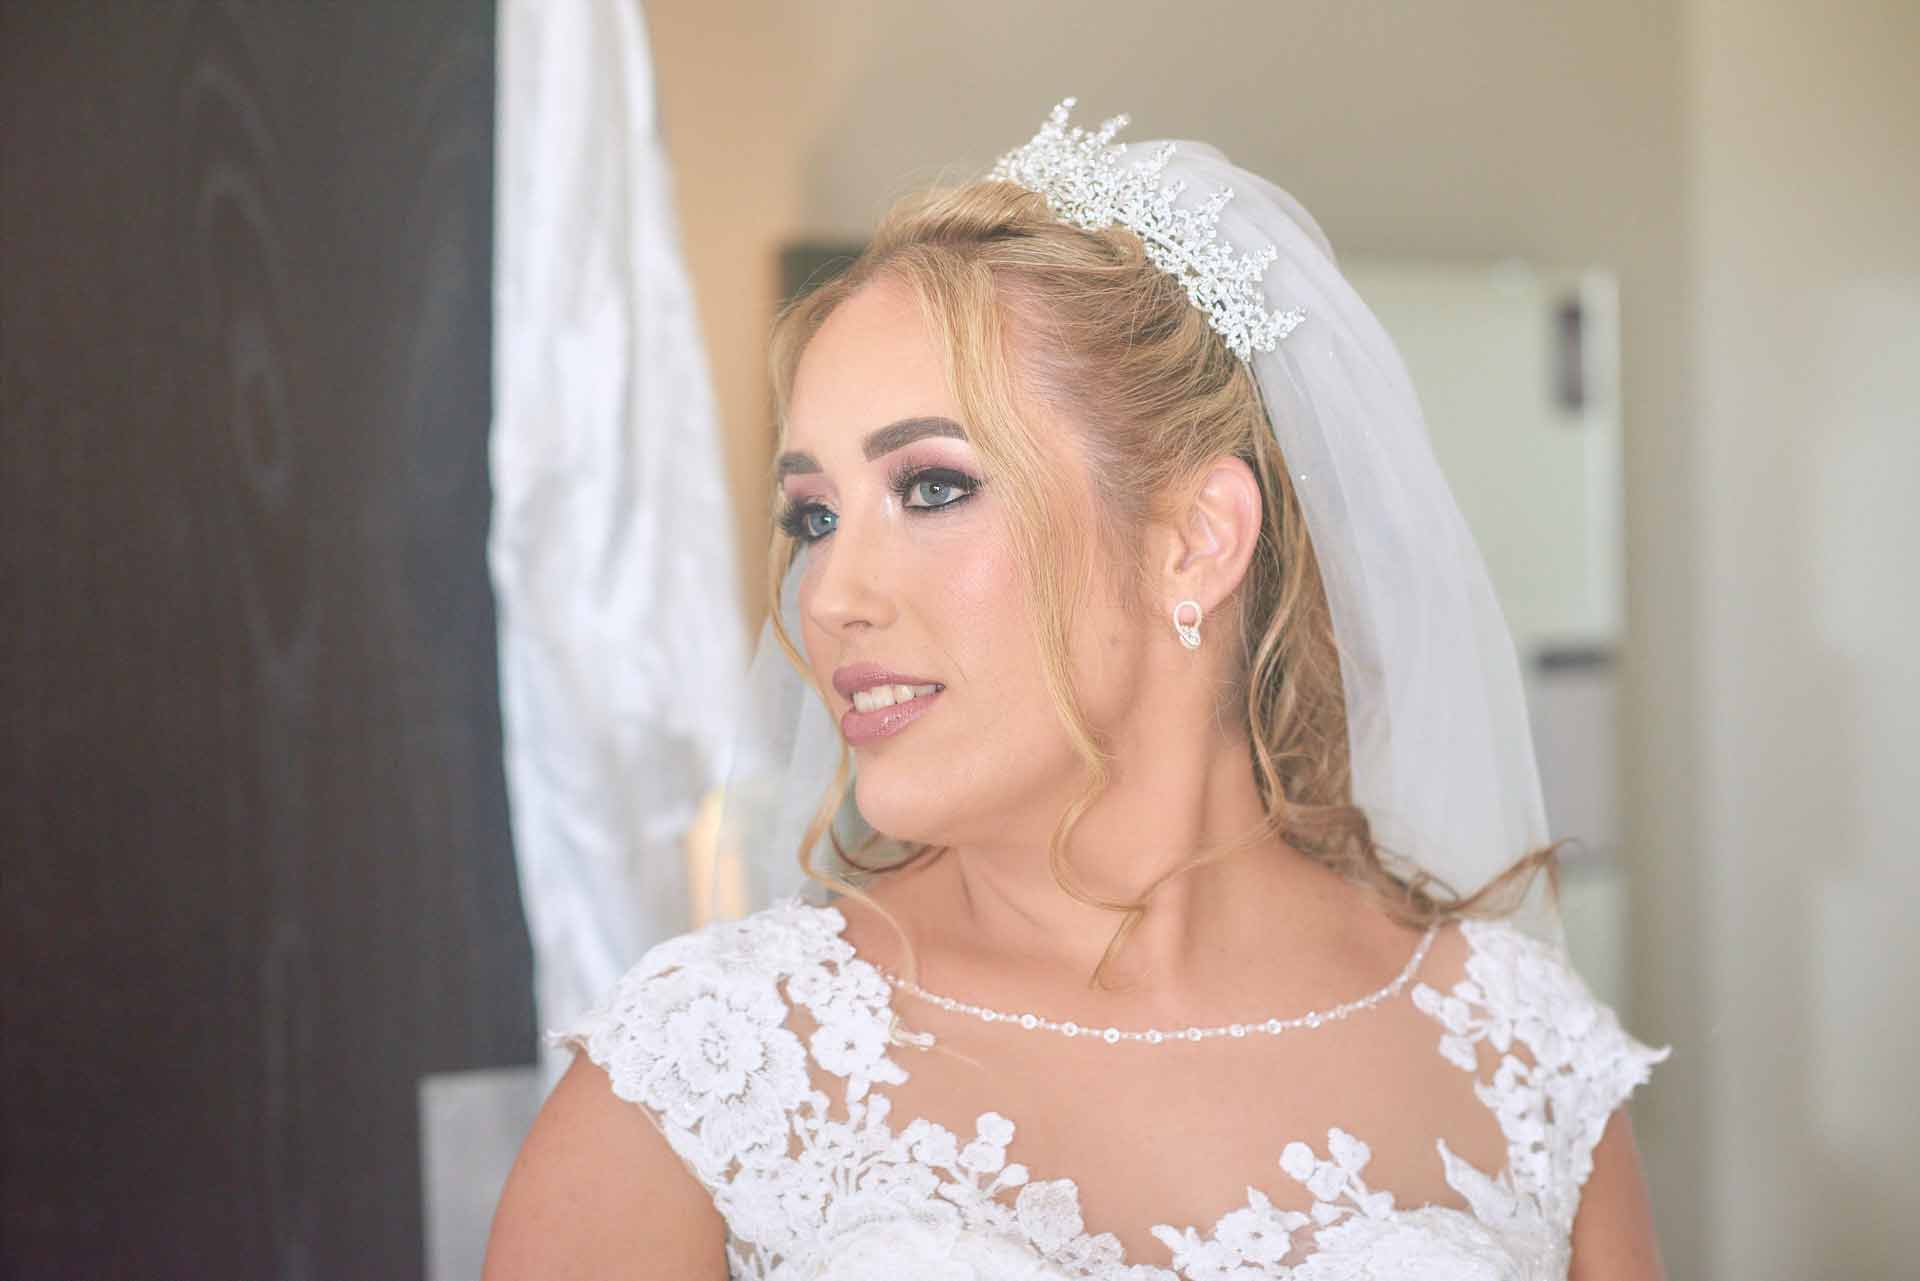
[776,464,982,545]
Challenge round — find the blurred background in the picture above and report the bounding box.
[3,1,1916,1278]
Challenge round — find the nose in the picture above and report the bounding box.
[800,509,900,639]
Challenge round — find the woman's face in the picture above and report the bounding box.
[776,277,1148,849]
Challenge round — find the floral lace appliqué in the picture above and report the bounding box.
[1411,919,1672,1233]
[556,903,1666,1279]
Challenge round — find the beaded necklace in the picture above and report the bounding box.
[877,924,1438,1047]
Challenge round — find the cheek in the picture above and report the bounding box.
[929,532,1048,705]
[793,572,844,702]
[941,543,1015,634]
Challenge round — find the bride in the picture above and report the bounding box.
[485,101,1668,1279]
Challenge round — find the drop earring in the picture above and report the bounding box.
[1172,599,1203,651]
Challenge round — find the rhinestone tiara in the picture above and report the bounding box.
[987,98,1306,362]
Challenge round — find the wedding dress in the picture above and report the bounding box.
[555,895,1667,1279]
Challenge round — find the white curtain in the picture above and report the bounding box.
[491,0,744,1084]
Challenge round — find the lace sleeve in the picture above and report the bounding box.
[547,925,814,1188]
[1548,970,1668,1200]
[1416,920,1672,1229]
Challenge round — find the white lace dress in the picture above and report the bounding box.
[555,898,1667,1279]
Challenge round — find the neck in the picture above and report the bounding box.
[917,721,1354,997]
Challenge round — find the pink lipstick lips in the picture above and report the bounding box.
[833,663,945,747]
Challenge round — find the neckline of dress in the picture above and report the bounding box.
[755,900,1544,1274]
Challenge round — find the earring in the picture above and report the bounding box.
[1172,599,1203,651]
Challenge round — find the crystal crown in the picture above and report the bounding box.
[987,98,1306,362]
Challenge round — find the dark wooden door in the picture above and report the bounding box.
[1,4,535,1277]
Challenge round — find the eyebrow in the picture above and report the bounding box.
[774,416,968,481]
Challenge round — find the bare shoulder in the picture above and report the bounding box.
[483,1055,728,1281]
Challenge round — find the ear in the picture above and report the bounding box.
[1156,455,1263,617]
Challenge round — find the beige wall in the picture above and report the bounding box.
[644,1,1918,1274]
[1688,0,1920,1273]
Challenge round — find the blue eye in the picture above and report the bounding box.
[775,465,982,546]
[777,503,837,543]
[892,465,979,510]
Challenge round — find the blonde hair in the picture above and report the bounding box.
[764,180,1559,989]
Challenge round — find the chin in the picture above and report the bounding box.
[848,756,953,847]
[850,740,1064,853]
